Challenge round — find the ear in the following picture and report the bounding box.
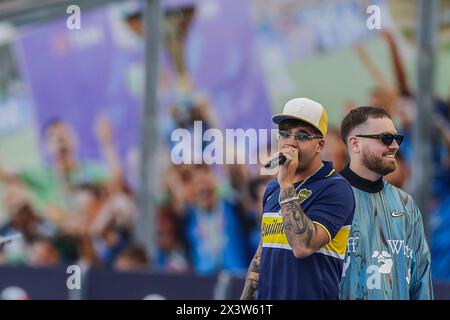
[316,139,325,152]
[348,136,360,154]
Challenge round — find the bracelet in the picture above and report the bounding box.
[279,196,299,205]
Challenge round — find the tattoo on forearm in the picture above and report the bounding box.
[240,243,262,300]
[280,186,315,249]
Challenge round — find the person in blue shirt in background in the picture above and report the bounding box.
[182,164,249,275]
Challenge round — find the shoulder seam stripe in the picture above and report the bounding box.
[325,169,335,177]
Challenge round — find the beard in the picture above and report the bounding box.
[362,149,397,176]
[295,152,315,175]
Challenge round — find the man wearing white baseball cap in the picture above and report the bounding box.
[241,97,355,300]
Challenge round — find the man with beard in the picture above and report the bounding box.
[339,106,433,299]
[241,98,355,300]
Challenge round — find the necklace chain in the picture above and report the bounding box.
[295,162,324,191]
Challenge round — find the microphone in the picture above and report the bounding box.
[264,154,287,169]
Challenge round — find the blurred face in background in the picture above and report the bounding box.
[322,128,347,171]
[115,256,145,272]
[157,211,177,251]
[192,165,217,212]
[45,122,76,161]
[114,245,149,272]
[125,14,143,36]
[28,239,60,267]
[2,176,29,213]
[176,165,196,203]
[226,163,248,193]
[9,204,40,236]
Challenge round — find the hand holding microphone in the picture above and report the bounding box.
[264,147,298,169]
[264,153,287,169]
[266,147,298,189]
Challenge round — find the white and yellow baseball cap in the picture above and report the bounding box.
[272,97,328,137]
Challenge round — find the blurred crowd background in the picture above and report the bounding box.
[0,0,450,286]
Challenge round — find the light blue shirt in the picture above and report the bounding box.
[339,167,433,300]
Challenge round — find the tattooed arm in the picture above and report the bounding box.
[240,241,262,300]
[277,146,329,259]
[279,186,329,258]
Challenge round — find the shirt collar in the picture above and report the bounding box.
[340,165,384,193]
[293,161,335,187]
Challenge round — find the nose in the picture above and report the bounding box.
[283,136,297,148]
[285,134,297,142]
[391,139,400,149]
[388,139,400,152]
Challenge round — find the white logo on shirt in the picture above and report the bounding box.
[372,250,393,274]
[347,237,359,253]
[391,210,406,217]
[366,250,393,289]
[344,237,414,290]
[387,240,413,258]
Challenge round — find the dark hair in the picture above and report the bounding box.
[340,106,392,144]
[119,244,149,266]
[41,117,65,137]
[125,11,142,21]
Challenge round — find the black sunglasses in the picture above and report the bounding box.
[278,130,322,141]
[356,133,404,146]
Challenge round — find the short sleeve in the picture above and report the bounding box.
[307,180,355,241]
